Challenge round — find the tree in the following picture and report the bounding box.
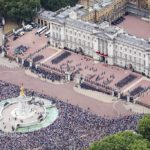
[127,139,150,150]
[0,0,79,22]
[40,0,79,11]
[138,114,150,141]
[89,131,150,150]
[0,0,41,22]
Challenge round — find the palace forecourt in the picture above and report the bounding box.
[1,2,150,113]
[3,25,150,108]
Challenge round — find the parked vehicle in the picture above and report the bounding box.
[36,26,47,35]
[45,30,51,37]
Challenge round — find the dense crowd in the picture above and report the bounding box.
[115,74,137,88]
[130,86,145,97]
[0,80,143,150]
[30,66,65,82]
[51,51,71,64]
[14,45,28,55]
[80,82,112,95]
[129,86,150,98]
[32,55,44,63]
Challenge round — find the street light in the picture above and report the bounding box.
[22,20,25,28]
[69,138,76,150]
[2,17,5,26]
[0,17,5,56]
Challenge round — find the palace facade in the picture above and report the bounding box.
[36,1,150,77]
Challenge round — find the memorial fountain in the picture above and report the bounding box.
[0,85,58,133]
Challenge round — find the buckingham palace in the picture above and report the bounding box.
[36,2,150,77]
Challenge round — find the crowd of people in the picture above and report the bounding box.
[81,71,116,94]
[51,51,71,64]
[80,81,112,95]
[11,47,147,103]
[14,45,28,55]
[32,55,44,63]
[130,86,145,97]
[0,80,143,150]
[30,66,65,82]
[129,86,150,99]
[115,74,137,88]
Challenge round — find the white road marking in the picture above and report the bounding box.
[41,48,62,64]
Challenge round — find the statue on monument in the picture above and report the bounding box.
[20,83,25,97]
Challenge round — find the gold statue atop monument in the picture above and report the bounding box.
[20,84,25,97]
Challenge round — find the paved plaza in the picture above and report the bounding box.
[0,66,129,118]
[2,26,150,112]
[7,29,50,59]
[1,20,150,117]
[41,50,142,92]
[117,15,150,39]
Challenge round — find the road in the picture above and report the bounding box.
[0,66,132,118]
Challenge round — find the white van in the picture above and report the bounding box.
[24,24,33,31]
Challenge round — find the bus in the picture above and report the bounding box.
[39,28,48,35]
[36,26,47,35]
[14,28,23,35]
[45,30,51,37]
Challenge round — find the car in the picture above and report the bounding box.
[19,31,25,36]
[30,22,38,28]
[23,24,33,31]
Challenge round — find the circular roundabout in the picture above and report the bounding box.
[0,88,59,133]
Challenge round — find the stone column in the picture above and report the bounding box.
[133,99,136,104]
[29,61,32,67]
[93,52,100,61]
[118,92,121,99]
[35,64,38,69]
[16,57,19,63]
[21,59,24,65]
[1,51,5,57]
[127,95,130,102]
[112,91,115,97]
[65,72,71,81]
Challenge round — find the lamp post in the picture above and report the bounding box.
[1,17,5,57]
[22,20,25,28]
[2,17,5,26]
[69,138,76,150]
